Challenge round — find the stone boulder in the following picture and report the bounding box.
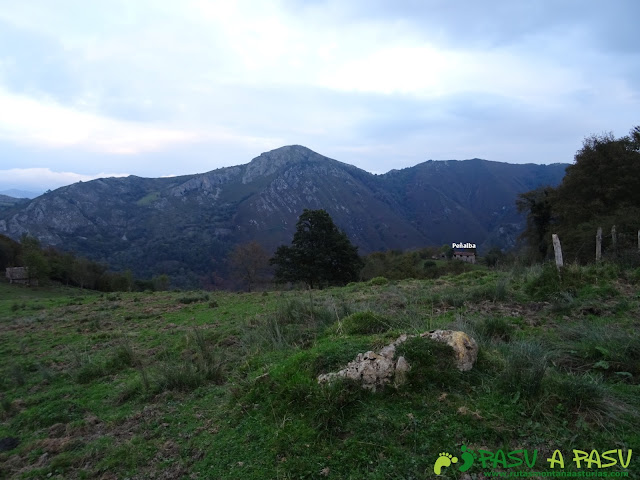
[317,330,478,391]
[421,330,478,372]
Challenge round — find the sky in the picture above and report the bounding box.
[0,0,639,195]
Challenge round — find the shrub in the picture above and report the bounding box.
[178,293,209,304]
[155,329,224,392]
[542,372,635,426]
[497,341,548,398]
[311,337,375,376]
[561,324,640,378]
[476,317,514,342]
[341,311,390,335]
[524,263,587,300]
[368,276,389,286]
[396,336,460,390]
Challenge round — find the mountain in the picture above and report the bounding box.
[0,146,567,287]
[0,194,30,212]
[0,189,41,199]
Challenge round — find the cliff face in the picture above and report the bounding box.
[0,145,567,285]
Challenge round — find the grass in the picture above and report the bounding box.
[0,262,639,478]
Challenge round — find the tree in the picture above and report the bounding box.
[516,186,556,262]
[483,246,505,268]
[517,126,640,262]
[0,234,20,271]
[270,209,363,288]
[20,235,50,284]
[228,241,270,291]
[152,274,170,291]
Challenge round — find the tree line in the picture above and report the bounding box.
[517,126,640,264]
[0,234,169,291]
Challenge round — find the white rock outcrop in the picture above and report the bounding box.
[317,330,478,391]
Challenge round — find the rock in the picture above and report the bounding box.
[421,330,478,371]
[394,356,411,386]
[318,330,478,390]
[0,436,19,452]
[317,350,396,392]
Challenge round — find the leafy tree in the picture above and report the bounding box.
[270,209,363,288]
[516,186,556,262]
[152,274,171,291]
[518,126,640,263]
[20,235,51,284]
[483,246,505,268]
[0,234,20,271]
[229,241,270,291]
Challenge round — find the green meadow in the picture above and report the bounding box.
[1,263,639,479]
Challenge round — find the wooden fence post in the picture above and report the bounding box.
[637,230,640,251]
[596,227,602,262]
[552,234,564,270]
[611,225,617,253]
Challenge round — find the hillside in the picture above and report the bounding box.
[0,146,567,286]
[0,195,29,212]
[0,264,638,478]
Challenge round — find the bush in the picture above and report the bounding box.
[560,324,640,378]
[341,311,390,335]
[179,293,209,304]
[396,336,460,390]
[242,298,335,351]
[367,276,389,286]
[476,317,514,342]
[497,341,548,398]
[240,351,365,434]
[311,337,375,376]
[155,329,224,392]
[542,372,634,426]
[524,263,589,300]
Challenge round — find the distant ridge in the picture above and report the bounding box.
[0,189,41,199]
[0,146,568,287]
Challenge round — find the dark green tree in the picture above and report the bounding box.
[270,209,363,288]
[20,235,50,284]
[516,186,556,262]
[518,126,640,262]
[229,240,270,291]
[483,246,505,268]
[0,234,21,271]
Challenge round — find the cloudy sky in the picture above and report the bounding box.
[0,0,638,194]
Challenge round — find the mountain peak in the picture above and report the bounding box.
[256,144,321,162]
[243,145,329,180]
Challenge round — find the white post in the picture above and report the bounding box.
[552,234,564,270]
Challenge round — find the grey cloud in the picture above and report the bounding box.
[0,20,81,102]
[284,0,640,52]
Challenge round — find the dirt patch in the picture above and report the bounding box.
[465,300,550,326]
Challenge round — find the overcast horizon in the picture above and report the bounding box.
[1,0,638,194]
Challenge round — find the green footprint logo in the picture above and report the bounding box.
[458,445,476,472]
[433,452,458,475]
